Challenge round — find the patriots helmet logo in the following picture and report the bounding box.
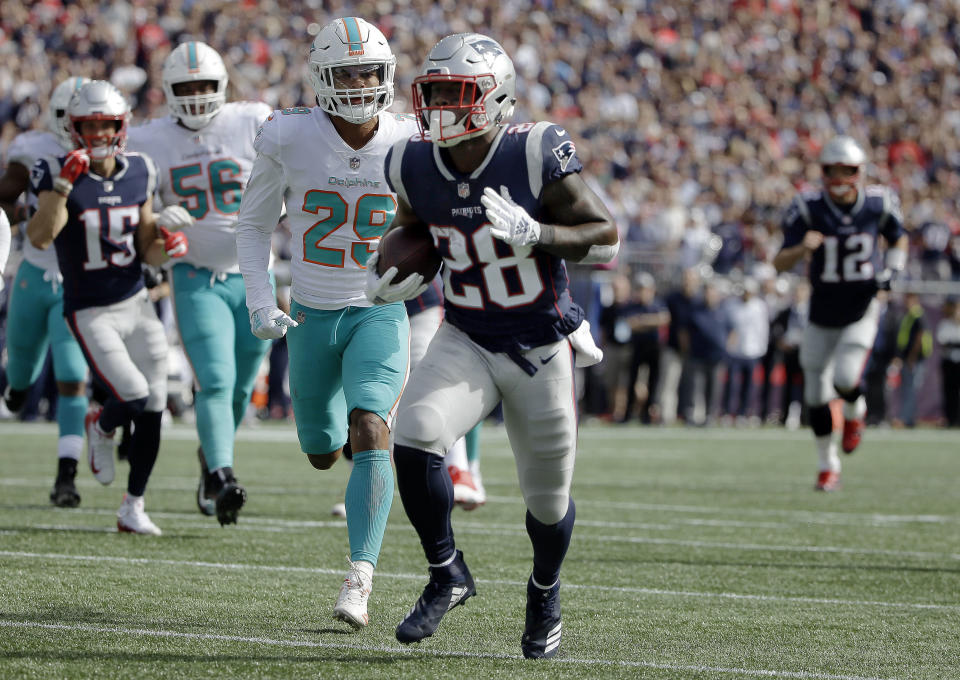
[552,140,576,172]
[470,39,504,65]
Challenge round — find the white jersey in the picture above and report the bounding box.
[238,106,420,310]
[128,101,271,273]
[6,129,67,273]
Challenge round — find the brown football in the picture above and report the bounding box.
[377,226,442,281]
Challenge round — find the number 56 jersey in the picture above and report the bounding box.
[246,107,420,309]
[128,101,271,273]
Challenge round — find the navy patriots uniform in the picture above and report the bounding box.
[781,186,904,328]
[404,275,443,317]
[387,122,584,364]
[31,153,156,315]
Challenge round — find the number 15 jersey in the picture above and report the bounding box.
[240,107,420,310]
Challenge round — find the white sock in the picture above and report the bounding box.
[58,435,83,461]
[446,438,468,471]
[842,396,866,421]
[816,435,840,473]
[352,559,374,585]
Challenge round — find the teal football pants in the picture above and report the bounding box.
[5,260,87,438]
[170,263,273,471]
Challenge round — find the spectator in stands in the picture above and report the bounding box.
[662,267,700,424]
[721,277,768,425]
[621,271,669,424]
[682,279,730,426]
[893,292,932,428]
[936,297,960,427]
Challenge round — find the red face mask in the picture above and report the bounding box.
[822,164,860,204]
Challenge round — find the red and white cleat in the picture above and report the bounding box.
[841,418,864,454]
[815,470,842,492]
[448,465,486,511]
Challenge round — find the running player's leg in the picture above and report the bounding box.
[800,323,842,490]
[502,339,578,660]
[4,261,52,411]
[48,297,89,507]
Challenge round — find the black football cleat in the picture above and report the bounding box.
[196,447,215,516]
[3,385,27,414]
[521,577,562,659]
[49,458,80,508]
[396,550,476,644]
[210,466,246,526]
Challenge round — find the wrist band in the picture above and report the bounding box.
[53,177,73,197]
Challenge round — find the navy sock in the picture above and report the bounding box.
[394,444,455,565]
[526,498,576,587]
[809,404,833,438]
[99,396,147,433]
[127,410,161,496]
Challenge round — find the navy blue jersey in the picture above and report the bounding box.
[386,122,584,360]
[780,186,904,328]
[32,153,156,314]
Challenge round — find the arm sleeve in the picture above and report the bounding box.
[779,196,808,249]
[236,150,286,313]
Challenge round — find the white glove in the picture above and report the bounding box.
[250,305,298,340]
[568,320,603,368]
[481,185,541,247]
[365,251,428,304]
[156,205,194,231]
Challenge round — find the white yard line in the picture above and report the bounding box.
[2,550,957,612]
[0,619,901,680]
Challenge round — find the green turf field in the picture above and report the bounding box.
[1,421,958,679]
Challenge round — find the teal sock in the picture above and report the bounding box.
[465,423,481,464]
[345,449,394,566]
[56,394,88,437]
[195,389,235,470]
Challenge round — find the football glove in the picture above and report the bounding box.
[568,320,604,368]
[364,251,428,304]
[250,305,298,340]
[156,205,194,231]
[53,149,90,196]
[481,185,541,247]
[159,226,189,258]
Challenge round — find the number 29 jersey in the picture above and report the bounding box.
[385,122,585,354]
[31,152,156,314]
[251,107,420,309]
[780,186,904,328]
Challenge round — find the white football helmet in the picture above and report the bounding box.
[162,41,228,129]
[819,135,867,204]
[413,33,516,147]
[67,80,129,160]
[49,77,91,150]
[307,17,396,124]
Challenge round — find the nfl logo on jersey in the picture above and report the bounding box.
[350,157,361,170]
[457,182,470,199]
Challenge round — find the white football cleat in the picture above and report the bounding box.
[85,408,115,485]
[330,502,347,518]
[117,494,162,535]
[333,557,371,629]
[449,465,486,510]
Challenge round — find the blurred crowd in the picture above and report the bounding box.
[2,0,960,426]
[584,266,960,429]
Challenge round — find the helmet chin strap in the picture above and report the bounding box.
[828,185,857,205]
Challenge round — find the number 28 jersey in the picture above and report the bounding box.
[385,122,585,353]
[31,152,156,314]
[249,107,420,309]
[781,186,905,328]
